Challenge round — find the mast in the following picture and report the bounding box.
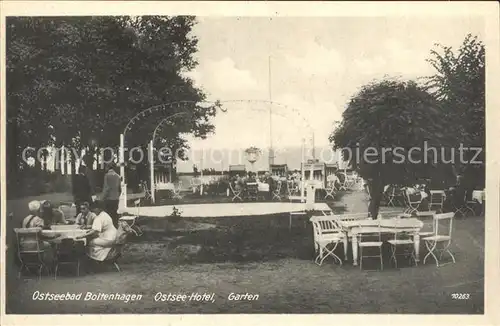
[268,55,274,169]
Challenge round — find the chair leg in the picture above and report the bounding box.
[113,262,121,272]
[77,260,80,277]
[390,245,397,268]
[380,249,384,271]
[359,247,363,270]
[424,241,439,267]
[54,264,59,280]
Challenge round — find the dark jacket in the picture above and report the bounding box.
[73,173,92,201]
[102,169,121,200]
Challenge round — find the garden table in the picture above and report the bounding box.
[337,218,424,266]
[42,226,89,245]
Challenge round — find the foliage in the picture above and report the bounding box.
[424,34,485,177]
[6,16,219,195]
[330,78,453,217]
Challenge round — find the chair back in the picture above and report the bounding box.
[434,212,454,238]
[14,228,44,254]
[310,215,342,245]
[357,219,382,243]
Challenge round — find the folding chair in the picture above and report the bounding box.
[229,182,243,201]
[172,181,183,200]
[338,173,348,191]
[310,216,345,266]
[103,216,142,272]
[428,190,446,213]
[324,181,336,200]
[54,238,85,279]
[357,221,383,270]
[463,191,478,216]
[141,181,152,201]
[272,180,282,201]
[388,224,417,268]
[403,189,422,215]
[423,212,456,267]
[14,228,50,279]
[385,185,397,207]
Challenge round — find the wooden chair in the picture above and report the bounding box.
[14,228,50,279]
[272,180,283,201]
[54,238,85,279]
[357,221,383,271]
[310,216,345,266]
[422,212,456,267]
[388,220,417,268]
[229,182,243,201]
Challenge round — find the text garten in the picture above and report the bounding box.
[227,293,259,301]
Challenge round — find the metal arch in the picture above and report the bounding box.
[123,99,314,140]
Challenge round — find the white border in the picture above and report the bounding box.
[1,1,499,325]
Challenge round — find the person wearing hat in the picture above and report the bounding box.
[22,201,45,228]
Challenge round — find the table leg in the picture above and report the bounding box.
[414,233,420,263]
[352,235,358,266]
[343,234,348,261]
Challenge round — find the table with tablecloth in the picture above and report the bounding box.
[42,225,89,245]
[337,217,424,266]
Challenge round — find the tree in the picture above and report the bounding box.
[330,79,454,218]
[6,16,219,194]
[424,34,485,187]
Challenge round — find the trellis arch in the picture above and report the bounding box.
[119,99,316,207]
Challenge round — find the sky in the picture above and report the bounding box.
[176,16,484,171]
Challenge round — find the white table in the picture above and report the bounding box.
[42,228,89,245]
[337,218,424,266]
[156,182,175,191]
[472,190,485,204]
[472,190,485,216]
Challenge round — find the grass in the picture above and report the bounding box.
[5,191,484,314]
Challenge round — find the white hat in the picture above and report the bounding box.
[28,200,41,212]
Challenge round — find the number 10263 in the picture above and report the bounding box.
[451,293,470,300]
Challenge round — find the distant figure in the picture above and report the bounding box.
[75,201,97,227]
[40,200,67,226]
[73,165,93,217]
[102,164,121,227]
[22,201,44,228]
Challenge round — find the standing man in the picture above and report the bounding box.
[73,165,93,217]
[102,163,121,227]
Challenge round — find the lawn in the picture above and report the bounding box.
[5,193,484,314]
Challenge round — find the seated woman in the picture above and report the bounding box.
[80,200,117,262]
[75,202,97,228]
[40,200,67,227]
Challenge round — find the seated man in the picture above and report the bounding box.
[40,200,67,226]
[75,202,97,228]
[80,200,117,262]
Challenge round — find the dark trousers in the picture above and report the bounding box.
[104,200,119,227]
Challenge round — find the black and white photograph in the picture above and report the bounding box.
[1,1,499,322]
